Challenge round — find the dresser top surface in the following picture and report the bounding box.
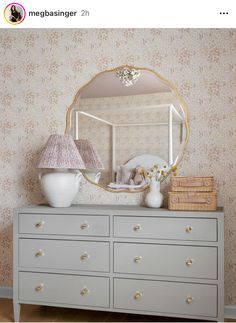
[16,204,224,217]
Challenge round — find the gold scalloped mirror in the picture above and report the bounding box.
[65,65,189,192]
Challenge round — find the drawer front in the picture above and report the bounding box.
[19,272,109,308]
[19,239,109,272]
[114,216,217,241]
[114,278,217,317]
[114,243,217,279]
[19,213,109,237]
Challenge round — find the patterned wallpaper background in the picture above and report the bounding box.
[0,29,236,305]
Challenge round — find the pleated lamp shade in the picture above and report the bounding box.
[74,139,104,170]
[37,134,86,169]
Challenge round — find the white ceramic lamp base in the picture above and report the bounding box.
[39,170,81,207]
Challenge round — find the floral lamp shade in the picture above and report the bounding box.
[37,134,86,169]
[74,139,104,170]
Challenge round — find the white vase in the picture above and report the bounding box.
[145,180,163,208]
[39,169,82,207]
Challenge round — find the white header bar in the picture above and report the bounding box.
[0,0,235,28]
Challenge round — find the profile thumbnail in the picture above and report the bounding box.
[4,3,26,24]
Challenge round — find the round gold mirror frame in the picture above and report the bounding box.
[65,65,190,193]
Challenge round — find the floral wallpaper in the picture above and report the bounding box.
[0,29,236,305]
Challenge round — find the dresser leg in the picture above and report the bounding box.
[13,301,21,322]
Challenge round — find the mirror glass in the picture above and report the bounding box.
[65,66,189,192]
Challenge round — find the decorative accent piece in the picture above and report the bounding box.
[171,176,214,192]
[116,165,133,185]
[116,67,141,87]
[74,139,104,184]
[146,164,177,182]
[65,66,190,193]
[129,166,146,186]
[144,164,177,208]
[168,191,217,211]
[145,179,163,208]
[168,176,217,211]
[37,134,85,207]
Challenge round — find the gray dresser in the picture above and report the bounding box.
[13,205,224,321]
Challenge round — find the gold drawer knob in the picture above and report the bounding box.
[35,249,45,257]
[134,256,142,263]
[186,296,194,304]
[80,252,90,260]
[35,221,45,228]
[35,283,44,292]
[185,226,193,233]
[80,222,89,230]
[80,287,90,295]
[186,259,194,267]
[133,224,142,231]
[134,291,142,300]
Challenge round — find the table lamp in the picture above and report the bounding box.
[37,134,85,207]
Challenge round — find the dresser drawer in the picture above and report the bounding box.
[114,216,217,241]
[19,213,109,237]
[114,278,217,317]
[19,272,109,308]
[19,239,109,272]
[114,243,217,279]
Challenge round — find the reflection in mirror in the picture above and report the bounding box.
[65,66,189,192]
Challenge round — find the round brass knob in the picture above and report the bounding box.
[35,249,45,257]
[80,287,90,295]
[35,221,45,228]
[134,291,142,300]
[80,252,90,260]
[133,224,141,231]
[186,296,193,304]
[35,283,44,292]
[134,256,142,263]
[80,222,89,230]
[186,259,193,267]
[185,226,193,233]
